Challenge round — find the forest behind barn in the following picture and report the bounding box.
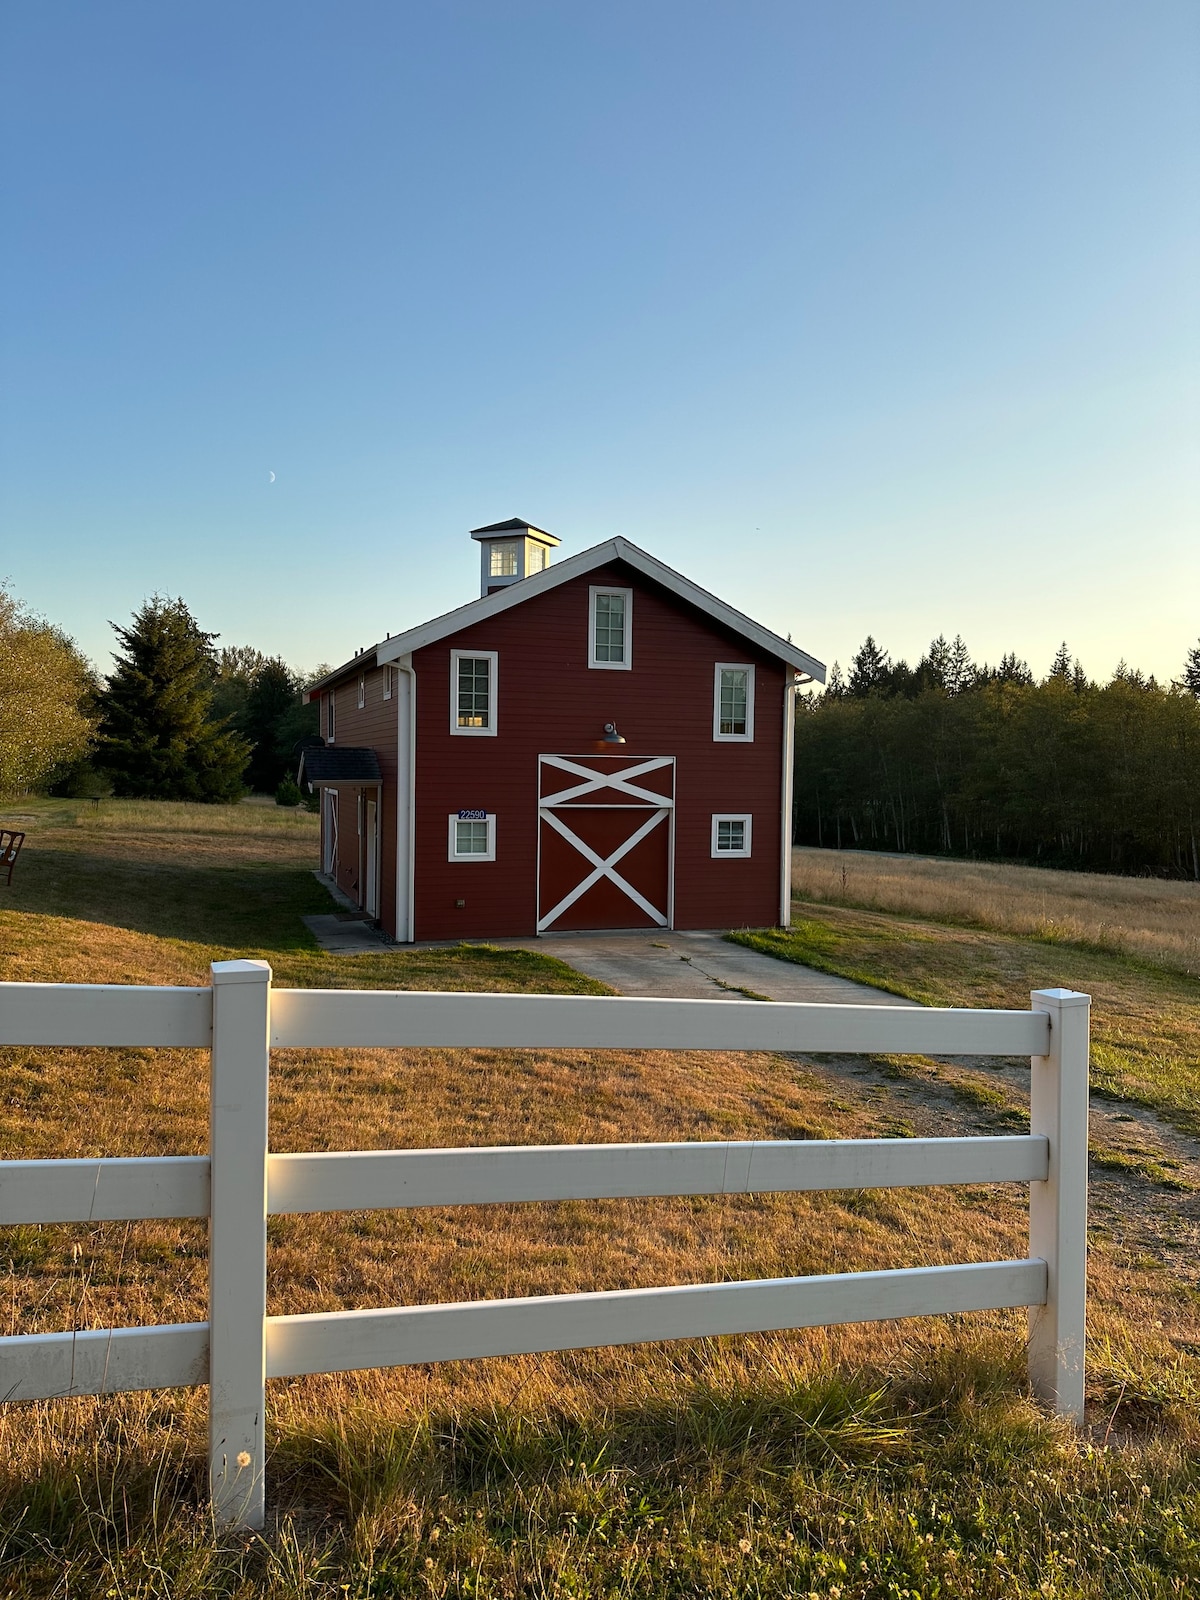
[793,637,1200,878]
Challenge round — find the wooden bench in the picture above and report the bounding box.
[1,830,24,886]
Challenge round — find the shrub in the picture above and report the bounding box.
[275,777,303,808]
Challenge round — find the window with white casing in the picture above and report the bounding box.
[326,691,336,744]
[490,543,518,577]
[450,649,498,736]
[357,674,366,709]
[528,543,547,574]
[448,812,496,862]
[589,586,633,670]
[711,813,753,858]
[713,663,755,740]
[383,664,393,700]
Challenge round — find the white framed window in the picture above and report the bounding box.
[489,543,518,577]
[711,813,752,857]
[383,664,394,700]
[325,691,336,744]
[450,649,498,736]
[448,811,496,861]
[357,673,366,709]
[589,586,633,670]
[713,663,755,740]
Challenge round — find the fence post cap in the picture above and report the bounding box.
[1030,988,1090,1008]
[211,960,273,986]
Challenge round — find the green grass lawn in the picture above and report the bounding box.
[2,800,1199,1598]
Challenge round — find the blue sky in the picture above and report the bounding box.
[2,1,1196,684]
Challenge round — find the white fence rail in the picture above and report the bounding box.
[0,963,1090,1532]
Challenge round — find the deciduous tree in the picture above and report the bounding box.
[0,587,95,797]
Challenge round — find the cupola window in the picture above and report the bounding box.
[489,543,519,578]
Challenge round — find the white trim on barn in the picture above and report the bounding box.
[711,814,753,858]
[712,662,755,741]
[345,538,824,687]
[588,586,634,671]
[449,649,499,737]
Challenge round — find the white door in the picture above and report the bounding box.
[365,796,379,917]
[323,790,338,876]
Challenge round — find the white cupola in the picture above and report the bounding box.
[470,518,561,597]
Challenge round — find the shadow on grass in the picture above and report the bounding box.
[4,844,332,951]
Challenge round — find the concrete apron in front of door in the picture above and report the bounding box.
[495,929,909,1006]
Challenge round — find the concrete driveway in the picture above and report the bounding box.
[498,928,909,1005]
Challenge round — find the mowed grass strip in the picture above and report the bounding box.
[733,900,1200,1141]
[3,800,1200,1597]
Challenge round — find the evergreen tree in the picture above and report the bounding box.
[97,597,249,801]
[945,635,975,695]
[847,636,890,697]
[243,658,311,791]
[1049,642,1073,682]
[993,652,1033,686]
[919,635,952,690]
[823,661,846,698]
[1182,638,1200,697]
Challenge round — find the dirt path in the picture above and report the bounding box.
[503,931,1200,1291]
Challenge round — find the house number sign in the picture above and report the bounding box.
[457,809,488,820]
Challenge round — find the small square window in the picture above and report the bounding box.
[711,813,752,857]
[448,812,496,861]
[713,663,755,740]
[450,650,498,736]
[490,543,518,577]
[589,587,633,670]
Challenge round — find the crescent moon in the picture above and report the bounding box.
[268,471,276,483]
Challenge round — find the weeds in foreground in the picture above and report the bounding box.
[3,1336,1199,1598]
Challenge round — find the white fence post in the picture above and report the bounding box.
[1028,987,1090,1419]
[208,959,272,1529]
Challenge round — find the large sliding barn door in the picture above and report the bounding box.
[537,755,675,933]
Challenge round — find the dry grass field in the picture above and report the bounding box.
[2,802,1199,1596]
[792,846,1200,978]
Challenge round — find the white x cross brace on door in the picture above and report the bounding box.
[537,755,675,934]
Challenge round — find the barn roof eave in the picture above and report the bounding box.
[369,536,825,682]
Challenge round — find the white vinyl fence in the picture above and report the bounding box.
[0,963,1090,1531]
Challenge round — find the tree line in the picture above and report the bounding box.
[794,634,1200,877]
[0,587,321,804]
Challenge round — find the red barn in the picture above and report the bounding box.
[301,520,825,942]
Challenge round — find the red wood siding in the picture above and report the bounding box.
[318,673,399,927]
[410,563,786,940]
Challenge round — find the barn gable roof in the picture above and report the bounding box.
[307,537,825,695]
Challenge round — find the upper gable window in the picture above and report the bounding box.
[357,673,366,709]
[325,691,336,744]
[450,649,498,736]
[490,543,518,578]
[383,664,394,700]
[589,586,633,670]
[713,663,755,741]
